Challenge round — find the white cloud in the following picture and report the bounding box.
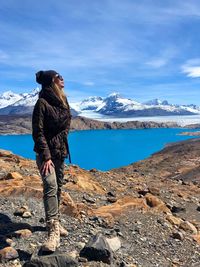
[182,59,200,77]
[182,66,200,78]
[146,59,168,68]
[82,81,95,86]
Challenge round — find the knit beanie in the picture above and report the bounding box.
[35,70,58,86]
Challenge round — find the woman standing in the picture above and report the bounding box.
[32,70,71,252]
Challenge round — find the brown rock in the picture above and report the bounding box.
[179,221,198,234]
[166,214,183,226]
[92,196,148,219]
[22,211,32,218]
[0,149,13,157]
[192,234,200,244]
[60,192,79,217]
[13,229,32,238]
[0,247,19,262]
[145,193,170,213]
[64,169,105,194]
[5,237,15,247]
[6,172,23,180]
[14,205,29,216]
[148,186,160,195]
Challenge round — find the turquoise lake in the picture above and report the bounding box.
[0,128,198,171]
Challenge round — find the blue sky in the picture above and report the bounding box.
[1,0,200,104]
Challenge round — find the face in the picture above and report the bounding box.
[53,74,64,89]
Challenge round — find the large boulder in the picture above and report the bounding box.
[80,233,113,264]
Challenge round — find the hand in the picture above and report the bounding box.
[40,159,55,176]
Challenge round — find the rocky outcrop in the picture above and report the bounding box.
[0,138,200,266]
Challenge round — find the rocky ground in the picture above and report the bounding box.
[0,137,200,266]
[179,131,200,136]
[0,115,179,135]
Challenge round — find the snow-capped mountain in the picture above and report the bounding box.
[71,93,200,117]
[0,89,200,117]
[70,96,104,112]
[0,89,40,115]
[0,91,24,108]
[95,94,198,116]
[12,88,40,107]
[96,93,142,115]
[0,89,78,116]
[144,99,170,106]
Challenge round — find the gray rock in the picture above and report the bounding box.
[80,233,113,264]
[83,194,96,204]
[106,236,121,252]
[172,231,184,241]
[23,250,78,267]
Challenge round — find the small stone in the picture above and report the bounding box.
[80,210,86,216]
[180,221,198,234]
[76,242,85,249]
[171,206,186,214]
[83,195,96,204]
[13,229,32,238]
[117,231,124,237]
[148,186,160,195]
[114,227,121,233]
[78,256,88,262]
[22,211,32,218]
[106,236,121,251]
[192,234,200,244]
[68,250,78,259]
[172,231,184,241]
[166,214,183,226]
[197,206,200,212]
[11,259,22,267]
[138,189,149,196]
[107,191,116,197]
[0,247,19,262]
[30,243,37,249]
[39,217,45,223]
[107,197,117,203]
[6,172,23,180]
[21,205,29,210]
[89,168,98,173]
[120,262,128,267]
[5,238,15,247]
[14,206,29,216]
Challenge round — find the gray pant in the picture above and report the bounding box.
[36,155,65,221]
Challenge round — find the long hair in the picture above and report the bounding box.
[51,83,68,108]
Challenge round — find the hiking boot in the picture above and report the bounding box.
[46,220,68,237]
[59,223,68,237]
[42,219,60,252]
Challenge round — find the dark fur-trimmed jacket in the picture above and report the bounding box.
[32,86,71,161]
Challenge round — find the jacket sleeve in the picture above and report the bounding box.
[66,98,72,134]
[32,99,51,161]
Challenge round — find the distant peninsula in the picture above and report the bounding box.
[0,115,182,135]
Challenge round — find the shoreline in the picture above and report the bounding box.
[0,114,200,135]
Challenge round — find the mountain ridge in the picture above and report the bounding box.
[1,90,200,117]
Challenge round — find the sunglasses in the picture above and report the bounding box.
[55,74,63,81]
